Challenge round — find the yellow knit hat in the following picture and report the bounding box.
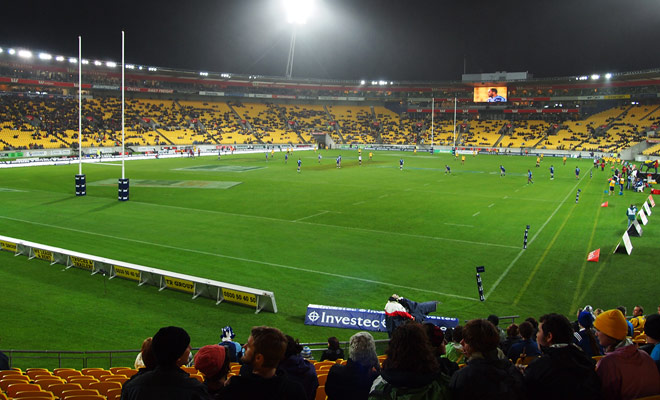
[594,309,628,340]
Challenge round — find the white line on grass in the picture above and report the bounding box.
[473,212,480,217]
[0,215,477,301]
[293,210,330,222]
[96,162,122,166]
[352,201,365,205]
[444,223,474,228]
[485,170,591,299]
[488,203,495,208]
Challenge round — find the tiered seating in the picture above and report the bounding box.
[234,102,302,144]
[373,106,402,144]
[642,142,660,156]
[178,100,251,145]
[464,120,506,147]
[327,105,376,143]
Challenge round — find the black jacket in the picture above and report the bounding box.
[120,364,209,400]
[524,344,600,400]
[449,352,524,400]
[223,370,307,400]
[325,359,379,400]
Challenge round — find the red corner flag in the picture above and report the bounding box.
[601,201,608,207]
[587,249,600,262]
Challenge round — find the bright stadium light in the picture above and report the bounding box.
[69,57,78,64]
[18,50,33,58]
[605,73,612,79]
[106,61,117,68]
[591,74,600,80]
[360,80,365,85]
[284,0,315,24]
[93,60,102,66]
[38,52,52,60]
[200,71,209,76]
[148,67,157,72]
[55,55,65,62]
[8,48,16,55]
[0,47,3,53]
[125,64,135,69]
[81,59,89,65]
[221,73,231,78]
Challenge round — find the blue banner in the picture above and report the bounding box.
[304,304,458,332]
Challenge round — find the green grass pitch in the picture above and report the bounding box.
[1,150,657,363]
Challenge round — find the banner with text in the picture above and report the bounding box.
[304,304,458,332]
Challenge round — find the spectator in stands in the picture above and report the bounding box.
[194,344,230,399]
[630,305,646,334]
[278,336,318,400]
[487,314,507,345]
[444,325,464,364]
[384,294,439,337]
[121,326,209,400]
[639,313,660,361]
[574,311,603,358]
[134,337,156,370]
[320,337,344,362]
[524,313,601,400]
[300,346,314,361]
[325,332,380,400]
[616,306,635,337]
[219,326,243,363]
[423,322,459,377]
[223,326,306,400]
[369,321,450,399]
[502,323,522,356]
[507,321,541,362]
[0,336,9,370]
[593,309,660,399]
[449,319,524,400]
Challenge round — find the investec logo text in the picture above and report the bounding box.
[308,310,385,329]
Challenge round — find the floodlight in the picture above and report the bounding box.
[106,61,117,68]
[18,50,33,58]
[8,48,16,55]
[221,73,231,78]
[148,67,157,72]
[38,52,52,60]
[360,80,365,85]
[200,71,209,76]
[371,81,377,85]
[590,74,600,80]
[0,47,3,53]
[81,59,89,65]
[69,57,78,64]
[94,60,102,66]
[55,55,65,62]
[605,73,612,79]
[138,66,143,70]
[284,0,314,24]
[125,64,135,69]
[390,81,394,85]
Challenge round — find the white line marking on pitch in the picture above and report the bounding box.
[473,212,480,217]
[379,194,389,198]
[488,203,495,208]
[485,172,590,299]
[444,223,474,228]
[293,210,330,222]
[0,216,477,301]
[503,196,508,199]
[352,201,365,205]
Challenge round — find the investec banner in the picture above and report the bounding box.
[305,304,458,332]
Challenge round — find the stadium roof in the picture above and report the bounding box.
[2,0,660,82]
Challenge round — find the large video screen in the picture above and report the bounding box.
[474,86,507,103]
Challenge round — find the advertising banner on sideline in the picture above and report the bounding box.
[304,304,458,332]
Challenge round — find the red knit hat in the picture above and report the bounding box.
[194,345,226,377]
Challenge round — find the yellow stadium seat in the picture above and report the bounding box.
[34,378,65,390]
[0,370,24,379]
[1,378,31,392]
[317,374,328,386]
[88,381,122,396]
[13,391,55,399]
[315,385,327,400]
[7,383,42,398]
[60,388,100,400]
[46,382,83,398]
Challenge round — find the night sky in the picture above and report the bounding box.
[2,0,660,81]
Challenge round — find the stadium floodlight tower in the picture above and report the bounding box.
[284,0,314,79]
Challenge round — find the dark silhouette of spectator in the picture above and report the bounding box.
[487,314,507,345]
[134,337,156,370]
[423,322,459,378]
[573,311,602,358]
[449,319,524,400]
[223,326,306,400]
[507,321,541,362]
[278,335,318,400]
[502,323,522,356]
[121,326,209,400]
[524,313,601,400]
[326,332,380,400]
[0,336,9,370]
[594,309,660,399]
[444,325,464,364]
[320,337,344,362]
[369,321,450,399]
[639,313,659,359]
[194,344,230,399]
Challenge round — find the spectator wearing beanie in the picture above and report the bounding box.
[574,311,603,358]
[194,344,230,399]
[594,309,660,400]
[640,313,660,361]
[121,326,209,400]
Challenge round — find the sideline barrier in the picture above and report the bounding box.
[0,234,277,313]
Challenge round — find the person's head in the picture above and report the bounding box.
[644,314,660,344]
[152,326,192,367]
[140,337,156,370]
[578,311,595,329]
[594,308,604,316]
[220,326,235,342]
[519,321,534,340]
[242,326,287,372]
[487,314,499,327]
[461,319,500,357]
[384,321,438,374]
[616,305,627,317]
[594,309,628,347]
[194,345,230,383]
[300,346,313,360]
[283,335,303,359]
[450,325,463,343]
[506,323,519,338]
[348,331,378,368]
[633,305,644,317]
[488,88,497,98]
[537,313,573,346]
[327,336,340,351]
[422,323,446,355]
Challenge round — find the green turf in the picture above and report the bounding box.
[1,150,657,363]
